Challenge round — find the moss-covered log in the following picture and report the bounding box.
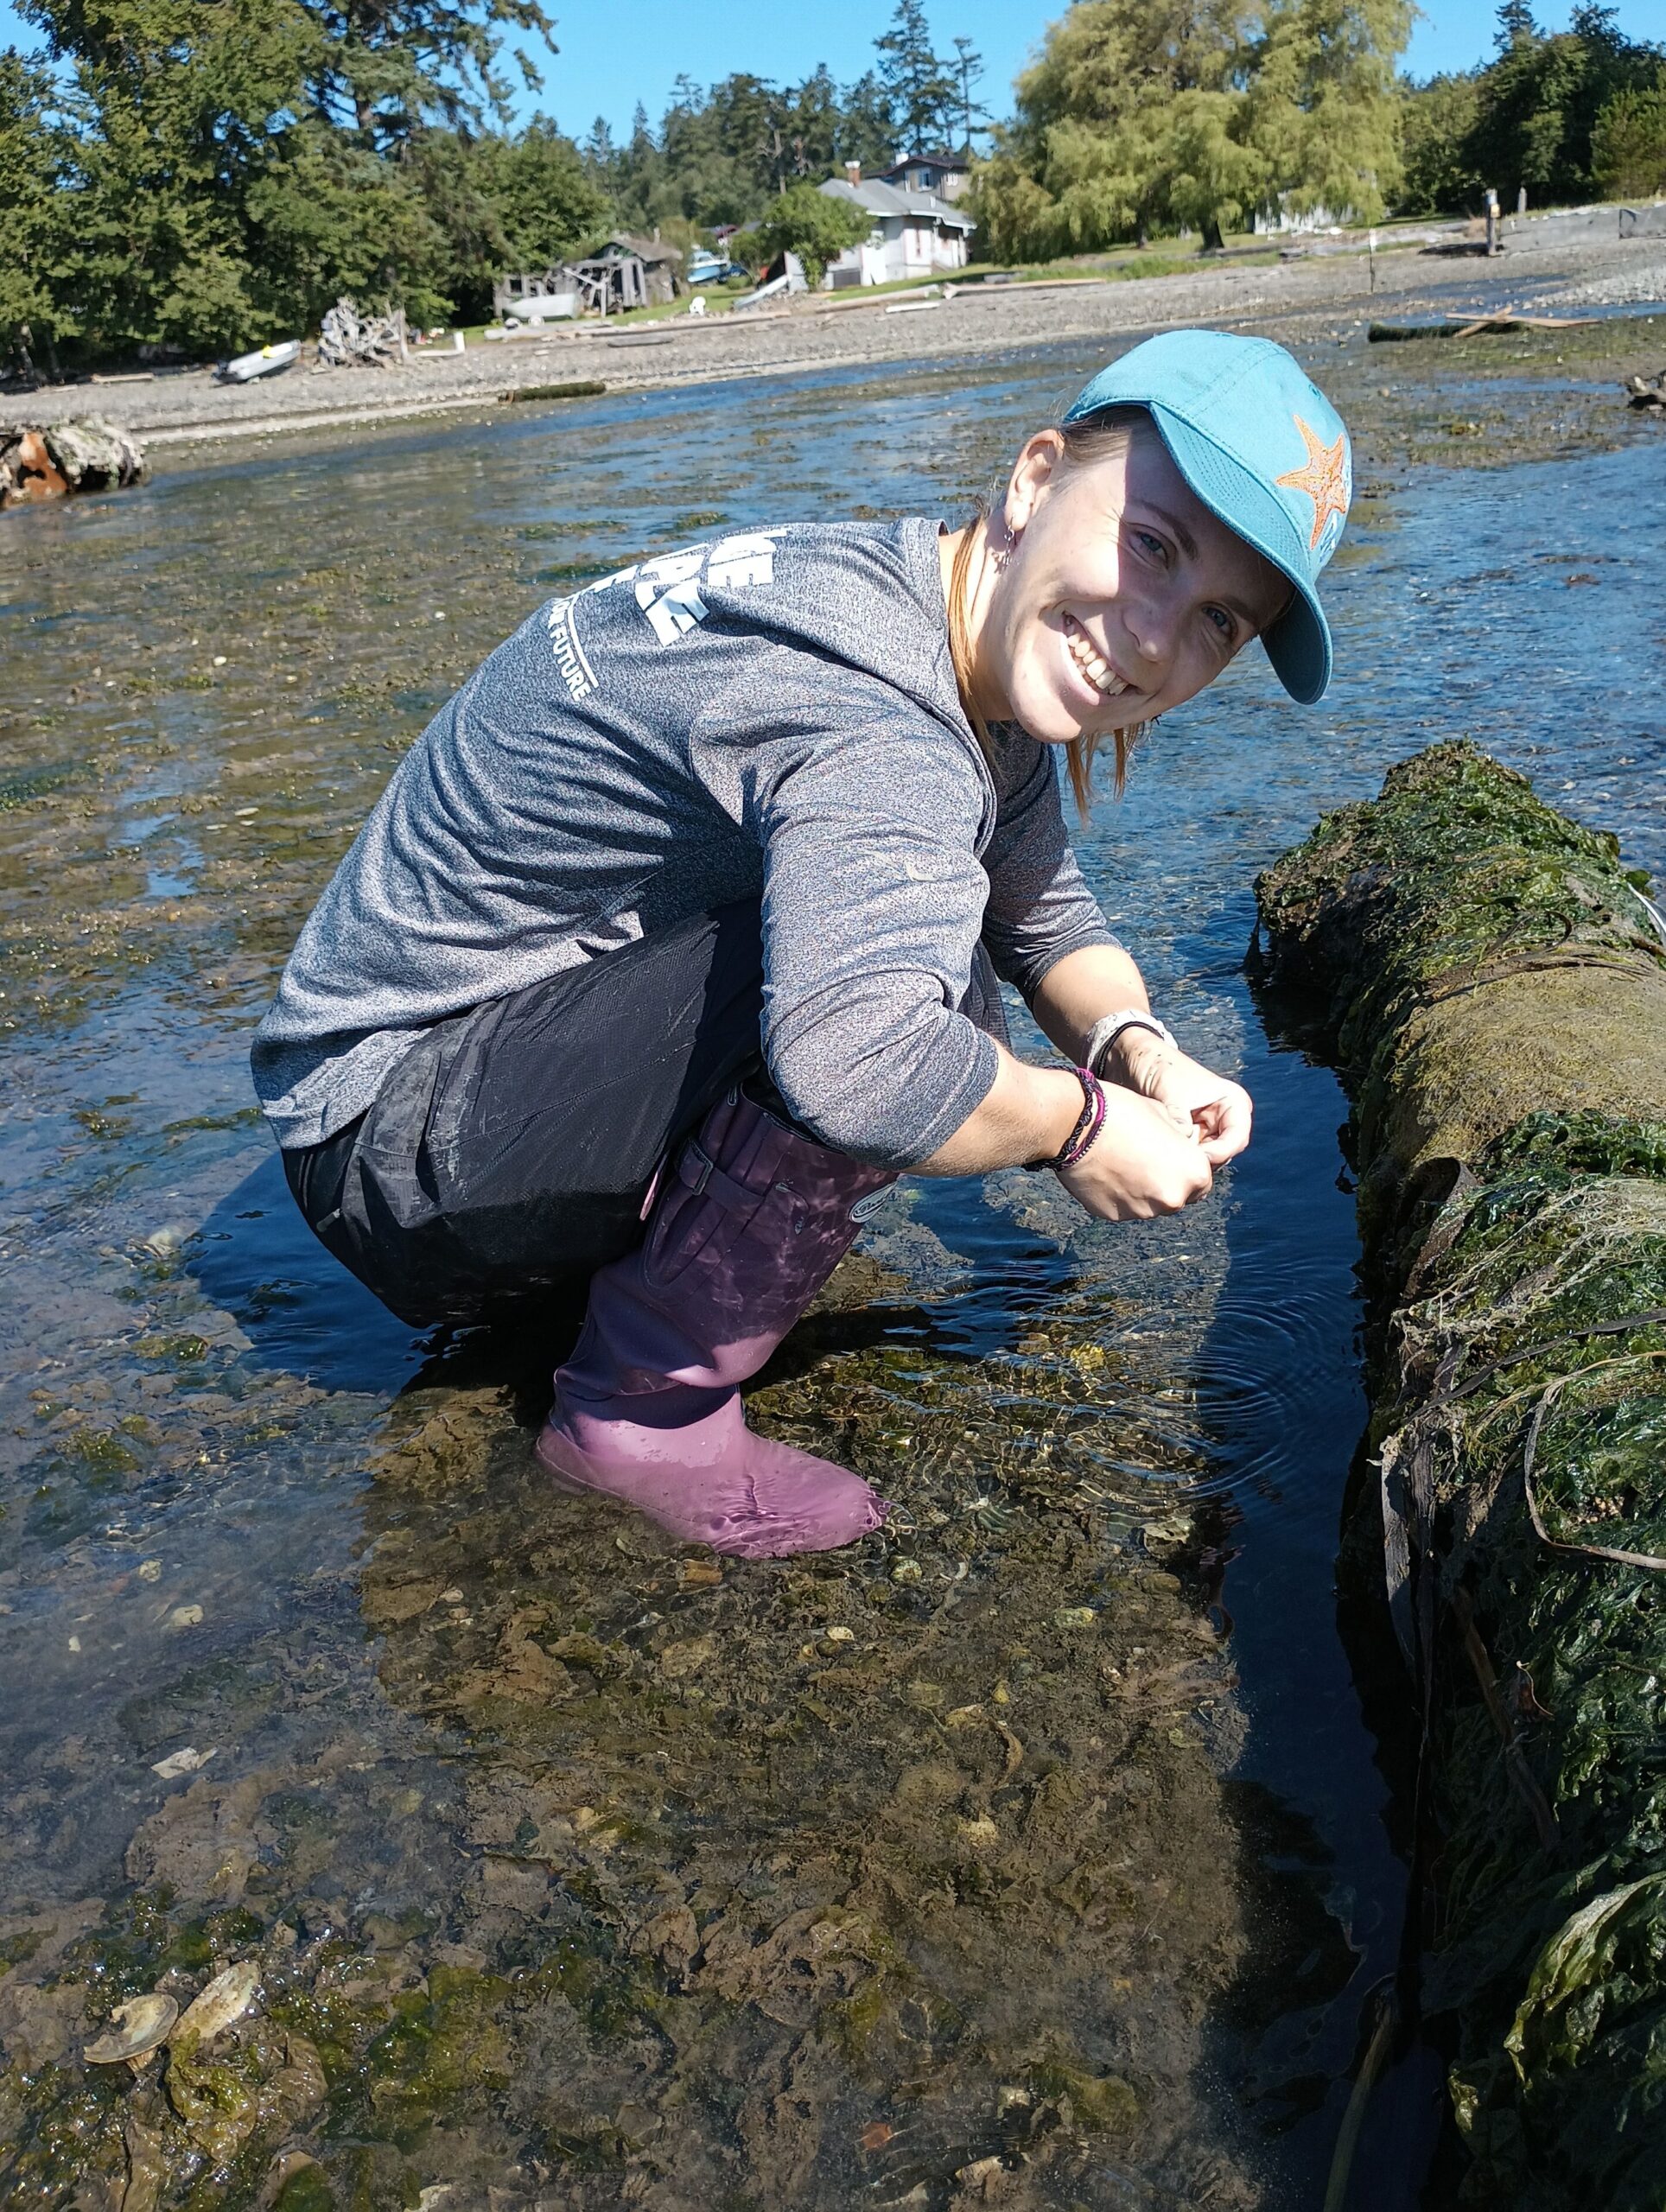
[1254,741,1666,2210]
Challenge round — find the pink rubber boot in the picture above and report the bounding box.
[535,1090,897,1557]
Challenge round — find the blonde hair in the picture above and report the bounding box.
[946,404,1154,817]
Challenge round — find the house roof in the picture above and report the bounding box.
[879,150,970,179]
[818,177,976,232]
[601,232,684,265]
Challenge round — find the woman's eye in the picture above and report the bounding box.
[1134,530,1167,563]
[1205,606,1236,641]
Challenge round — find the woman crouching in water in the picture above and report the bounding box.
[252,329,1351,1558]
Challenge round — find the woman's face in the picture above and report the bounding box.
[981,423,1292,745]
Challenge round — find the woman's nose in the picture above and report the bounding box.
[1123,592,1176,671]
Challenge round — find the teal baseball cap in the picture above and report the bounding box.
[1063,329,1351,703]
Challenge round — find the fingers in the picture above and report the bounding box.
[1194,1086,1253,1166]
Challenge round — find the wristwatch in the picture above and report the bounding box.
[1084,1007,1175,1078]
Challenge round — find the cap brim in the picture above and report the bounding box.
[1141,404,1335,705]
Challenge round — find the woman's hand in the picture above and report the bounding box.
[1057,1084,1213,1220]
[1107,1033,1253,1167]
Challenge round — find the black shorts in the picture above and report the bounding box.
[280,904,767,1326]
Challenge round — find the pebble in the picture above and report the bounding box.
[167,1603,204,1629]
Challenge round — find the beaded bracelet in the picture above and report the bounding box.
[1026,1065,1106,1173]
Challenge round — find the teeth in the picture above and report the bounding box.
[1066,616,1129,698]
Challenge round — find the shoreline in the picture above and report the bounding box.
[9,206,1665,454]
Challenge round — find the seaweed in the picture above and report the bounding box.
[1255,743,1666,2209]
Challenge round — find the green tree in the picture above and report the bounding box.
[1244,0,1411,226]
[1591,71,1666,195]
[835,69,899,173]
[0,50,63,370]
[949,35,990,150]
[1460,1,1663,205]
[469,116,609,263]
[296,0,556,143]
[875,0,957,151]
[1398,71,1482,213]
[751,181,869,282]
[967,0,1408,256]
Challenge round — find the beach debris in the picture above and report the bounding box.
[1623,369,1666,412]
[1368,310,1598,343]
[137,1558,162,1582]
[174,1961,260,2049]
[0,416,145,510]
[150,1745,218,1779]
[317,296,407,369]
[500,378,607,404]
[1053,1605,1097,1629]
[83,1993,179,2065]
[166,1603,204,1629]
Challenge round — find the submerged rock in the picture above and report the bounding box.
[0,416,146,509]
[1256,741,1666,2211]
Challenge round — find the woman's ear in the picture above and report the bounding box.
[1004,429,1065,537]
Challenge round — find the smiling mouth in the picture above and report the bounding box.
[1064,613,1135,702]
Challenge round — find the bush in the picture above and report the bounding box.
[749,181,869,285]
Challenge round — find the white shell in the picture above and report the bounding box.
[84,1993,179,2063]
[173,1961,259,2046]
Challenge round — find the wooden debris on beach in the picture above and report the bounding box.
[317,296,408,369]
[1623,369,1666,412]
[0,415,145,510]
[500,379,607,404]
[1369,310,1599,342]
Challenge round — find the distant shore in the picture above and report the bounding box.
[7,204,1665,452]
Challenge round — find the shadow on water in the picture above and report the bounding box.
[192,1149,427,1395]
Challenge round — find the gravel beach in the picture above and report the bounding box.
[9,203,1665,450]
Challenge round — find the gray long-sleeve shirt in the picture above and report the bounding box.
[251,518,1119,1166]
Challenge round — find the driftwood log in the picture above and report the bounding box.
[0,416,146,509]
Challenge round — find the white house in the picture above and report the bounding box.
[817,165,976,288]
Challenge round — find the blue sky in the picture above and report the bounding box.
[3,0,1664,136]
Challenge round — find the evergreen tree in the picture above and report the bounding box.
[836,70,899,173]
[1461,0,1661,204]
[949,36,991,150]
[0,51,63,369]
[875,0,957,151]
[1496,0,1538,53]
[1398,71,1482,211]
[1590,70,1666,195]
[294,0,556,143]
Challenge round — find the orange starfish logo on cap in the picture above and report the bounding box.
[1275,416,1350,550]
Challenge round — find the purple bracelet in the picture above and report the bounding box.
[1027,1065,1106,1173]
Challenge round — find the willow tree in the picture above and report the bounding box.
[968,0,1409,258]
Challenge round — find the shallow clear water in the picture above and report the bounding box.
[1,353,1660,2208]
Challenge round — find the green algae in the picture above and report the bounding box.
[1256,743,1666,2210]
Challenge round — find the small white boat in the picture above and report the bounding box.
[219,340,302,385]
